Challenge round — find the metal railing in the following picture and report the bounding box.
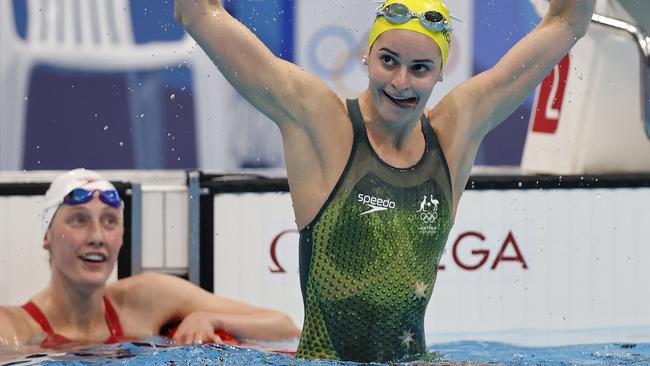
[591,13,650,139]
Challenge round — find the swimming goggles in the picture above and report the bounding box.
[63,188,121,208]
[376,3,454,33]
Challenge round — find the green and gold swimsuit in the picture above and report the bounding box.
[297,99,453,363]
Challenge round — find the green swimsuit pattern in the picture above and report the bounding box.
[297,99,453,363]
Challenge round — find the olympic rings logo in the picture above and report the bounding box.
[420,211,438,224]
[305,25,369,96]
[306,25,366,77]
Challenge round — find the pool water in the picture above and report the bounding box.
[2,340,650,365]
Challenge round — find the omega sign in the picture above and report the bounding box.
[437,230,528,271]
[268,229,528,273]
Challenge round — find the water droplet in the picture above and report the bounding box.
[140,113,145,118]
[103,125,109,131]
[119,141,124,147]
[170,94,176,101]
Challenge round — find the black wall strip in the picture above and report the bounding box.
[199,173,650,193]
[199,193,215,292]
[466,174,650,190]
[200,174,290,194]
[0,182,49,195]
[116,184,132,280]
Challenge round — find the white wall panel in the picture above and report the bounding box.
[142,191,164,268]
[0,196,49,305]
[213,193,303,326]
[163,191,188,269]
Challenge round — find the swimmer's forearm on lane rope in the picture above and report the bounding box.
[210,311,300,341]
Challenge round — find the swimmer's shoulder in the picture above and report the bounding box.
[106,272,182,308]
[106,272,160,303]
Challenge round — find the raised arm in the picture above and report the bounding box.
[174,0,339,129]
[174,1,356,228]
[448,0,596,137]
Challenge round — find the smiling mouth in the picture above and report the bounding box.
[383,91,418,109]
[79,253,107,263]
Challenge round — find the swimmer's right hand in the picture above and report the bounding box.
[173,0,221,27]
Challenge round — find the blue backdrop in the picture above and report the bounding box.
[7,0,540,170]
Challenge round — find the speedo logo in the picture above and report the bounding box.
[357,193,396,216]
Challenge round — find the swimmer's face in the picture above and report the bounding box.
[367,30,442,123]
[44,192,124,290]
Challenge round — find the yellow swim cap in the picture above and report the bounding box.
[368,0,453,67]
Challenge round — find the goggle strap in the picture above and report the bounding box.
[449,14,463,23]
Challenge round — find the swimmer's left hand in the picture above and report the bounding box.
[172,311,224,345]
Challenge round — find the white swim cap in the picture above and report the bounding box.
[41,168,117,238]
